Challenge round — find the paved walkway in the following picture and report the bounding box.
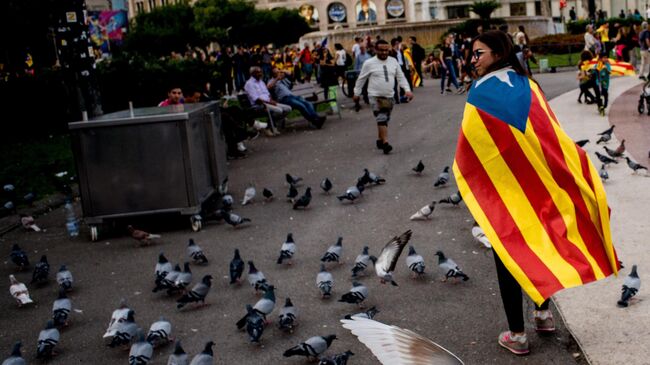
[550,76,650,364]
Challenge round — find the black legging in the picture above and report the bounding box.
[494,251,549,333]
[579,79,602,108]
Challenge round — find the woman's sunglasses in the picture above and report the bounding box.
[472,49,488,60]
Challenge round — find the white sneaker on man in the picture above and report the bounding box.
[237,142,247,152]
[253,120,267,130]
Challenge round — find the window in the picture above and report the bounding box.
[148,0,156,9]
[447,5,469,18]
[136,1,145,13]
[429,5,437,19]
[161,0,168,5]
[510,2,527,16]
[535,1,542,15]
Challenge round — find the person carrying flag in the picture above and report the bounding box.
[455,30,619,356]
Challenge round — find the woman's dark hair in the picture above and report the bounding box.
[580,50,594,62]
[472,30,529,77]
[334,43,343,51]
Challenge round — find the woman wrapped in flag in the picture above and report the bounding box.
[454,31,619,356]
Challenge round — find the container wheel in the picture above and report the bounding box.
[190,215,202,232]
[90,225,99,242]
[638,99,645,114]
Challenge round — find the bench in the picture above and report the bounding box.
[291,82,342,120]
[235,93,279,131]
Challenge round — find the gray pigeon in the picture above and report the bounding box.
[337,184,364,203]
[410,201,436,220]
[155,253,173,283]
[625,157,648,173]
[187,239,208,265]
[320,178,333,193]
[31,255,49,285]
[618,265,641,307]
[360,168,385,185]
[2,342,25,365]
[9,244,29,270]
[108,310,139,348]
[603,145,623,158]
[167,341,188,365]
[52,289,72,327]
[277,233,297,265]
[435,251,469,282]
[439,191,462,205]
[351,246,377,278]
[129,329,153,365]
[36,320,60,360]
[173,262,193,292]
[262,188,274,200]
[575,139,589,147]
[286,173,303,186]
[317,264,334,299]
[56,265,73,292]
[242,185,256,205]
[287,185,299,202]
[319,350,355,365]
[221,194,234,210]
[596,125,614,144]
[599,164,609,182]
[406,246,426,278]
[375,230,413,286]
[344,306,379,320]
[283,335,337,360]
[147,317,173,347]
[412,160,425,174]
[229,249,244,285]
[321,237,343,264]
[595,151,618,165]
[177,275,213,309]
[104,298,131,339]
[189,341,214,365]
[243,304,265,344]
[153,264,181,294]
[338,282,368,308]
[224,212,251,228]
[278,297,297,332]
[247,261,267,294]
[237,285,276,328]
[293,187,312,209]
[433,166,450,187]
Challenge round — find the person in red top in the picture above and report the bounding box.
[299,43,314,82]
[158,86,184,106]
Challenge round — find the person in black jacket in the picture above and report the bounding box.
[408,36,425,87]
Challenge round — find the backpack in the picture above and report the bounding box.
[344,52,353,68]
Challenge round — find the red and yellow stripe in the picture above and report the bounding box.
[453,81,619,305]
[587,58,635,76]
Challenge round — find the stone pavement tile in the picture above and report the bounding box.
[549,76,650,365]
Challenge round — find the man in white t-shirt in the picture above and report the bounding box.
[351,37,362,58]
[353,40,413,154]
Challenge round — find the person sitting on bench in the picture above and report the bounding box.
[267,68,326,129]
[244,66,290,136]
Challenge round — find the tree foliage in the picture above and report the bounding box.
[469,1,501,20]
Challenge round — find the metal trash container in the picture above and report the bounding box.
[68,101,227,241]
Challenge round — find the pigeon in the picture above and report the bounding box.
[108,310,139,348]
[317,264,334,299]
[360,168,386,185]
[104,298,131,338]
[129,329,153,365]
[339,282,368,307]
[237,285,276,328]
[243,304,265,344]
[37,321,61,360]
[283,335,337,360]
[614,139,626,156]
[189,341,214,365]
[618,265,641,307]
[406,246,426,278]
[128,225,161,245]
[277,233,297,265]
[155,253,173,283]
[153,264,181,294]
[31,255,50,284]
[321,237,343,264]
[9,244,29,270]
[247,261,267,294]
[604,145,624,159]
[147,317,173,347]
[599,164,609,182]
[286,173,303,186]
[595,151,618,165]
[596,133,611,144]
[439,191,462,205]
[174,263,193,292]
[409,201,436,220]
[56,265,73,292]
[187,239,208,265]
[319,350,355,365]
[20,215,41,232]
[344,306,379,320]
[278,298,297,332]
[435,250,469,282]
[375,230,412,286]
[177,275,213,309]
[224,212,251,227]
[337,184,364,203]
[9,275,33,307]
[262,188,274,200]
[52,289,72,327]
[412,160,425,174]
[625,157,648,173]
[23,192,35,206]
[218,177,229,195]
[167,341,188,365]
[2,342,25,365]
[471,222,492,248]
[575,139,589,147]
[433,166,450,187]
[221,194,234,210]
[287,185,299,202]
[242,185,256,205]
[229,249,244,284]
[320,178,333,193]
[340,317,464,365]
[597,124,615,139]
[293,187,312,209]
[351,246,377,278]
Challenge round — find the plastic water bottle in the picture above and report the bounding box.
[64,199,79,237]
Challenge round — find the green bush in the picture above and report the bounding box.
[566,17,641,35]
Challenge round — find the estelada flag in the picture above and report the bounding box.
[587,58,635,76]
[453,68,620,305]
[403,47,421,88]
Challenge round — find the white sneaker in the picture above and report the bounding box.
[237,142,247,152]
[253,120,267,130]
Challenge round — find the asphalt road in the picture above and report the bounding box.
[0,72,586,365]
